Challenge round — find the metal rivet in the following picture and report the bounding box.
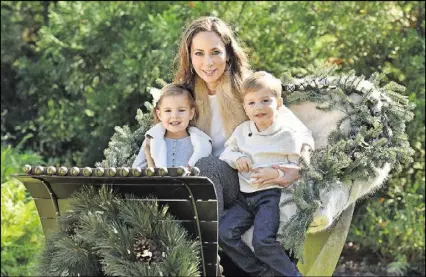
[34,166,45,175]
[70,167,80,176]
[132,167,142,177]
[95,167,104,177]
[177,166,188,176]
[107,167,117,177]
[158,167,168,176]
[23,164,32,174]
[58,166,68,176]
[191,167,201,176]
[47,166,56,175]
[83,167,92,176]
[145,167,155,177]
[120,167,130,177]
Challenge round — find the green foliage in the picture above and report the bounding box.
[38,185,201,276]
[1,179,44,276]
[1,0,424,271]
[2,1,191,166]
[277,69,415,261]
[348,160,425,274]
[1,135,44,183]
[1,142,46,276]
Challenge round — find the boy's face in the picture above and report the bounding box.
[156,94,195,138]
[243,88,282,131]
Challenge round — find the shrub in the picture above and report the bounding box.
[1,179,44,276]
[1,143,45,276]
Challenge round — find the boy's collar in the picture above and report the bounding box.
[249,114,283,136]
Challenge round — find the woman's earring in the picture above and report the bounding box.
[190,67,194,74]
[224,62,230,76]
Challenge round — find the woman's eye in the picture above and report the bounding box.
[263,99,270,103]
[248,102,255,105]
[213,50,221,55]
[164,109,171,112]
[179,109,186,112]
[194,52,203,56]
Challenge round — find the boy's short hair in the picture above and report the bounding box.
[241,71,282,99]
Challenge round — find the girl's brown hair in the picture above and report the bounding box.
[153,83,197,124]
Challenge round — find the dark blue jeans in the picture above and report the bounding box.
[219,188,302,277]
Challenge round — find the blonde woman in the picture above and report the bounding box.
[173,17,314,218]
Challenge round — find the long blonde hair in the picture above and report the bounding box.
[173,16,250,137]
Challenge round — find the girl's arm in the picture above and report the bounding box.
[132,138,149,168]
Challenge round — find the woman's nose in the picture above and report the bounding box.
[205,55,214,66]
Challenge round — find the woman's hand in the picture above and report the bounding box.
[271,165,301,187]
[250,167,279,186]
[252,166,301,188]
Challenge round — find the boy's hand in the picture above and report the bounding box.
[236,157,252,172]
[250,167,279,186]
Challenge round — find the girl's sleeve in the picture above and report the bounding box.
[188,131,212,167]
[132,139,148,168]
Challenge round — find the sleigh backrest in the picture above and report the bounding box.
[14,169,219,277]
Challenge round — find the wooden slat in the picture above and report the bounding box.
[181,221,217,243]
[203,243,219,265]
[34,199,56,218]
[39,217,58,236]
[48,182,189,199]
[18,176,50,198]
[196,200,218,221]
[205,263,218,277]
[33,199,73,218]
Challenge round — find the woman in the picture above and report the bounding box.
[173,16,314,217]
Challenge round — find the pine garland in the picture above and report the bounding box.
[278,66,415,261]
[38,186,201,276]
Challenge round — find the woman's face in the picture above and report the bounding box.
[191,31,228,92]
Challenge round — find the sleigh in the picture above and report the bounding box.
[15,165,353,276]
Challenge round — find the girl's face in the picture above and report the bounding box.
[191,31,228,92]
[156,94,195,139]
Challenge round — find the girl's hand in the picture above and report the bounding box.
[236,157,252,172]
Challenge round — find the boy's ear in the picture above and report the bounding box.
[277,97,283,109]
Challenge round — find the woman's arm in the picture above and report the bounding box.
[252,166,301,187]
[251,144,312,187]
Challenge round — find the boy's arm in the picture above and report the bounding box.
[219,133,247,169]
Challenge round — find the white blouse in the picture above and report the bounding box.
[208,94,226,157]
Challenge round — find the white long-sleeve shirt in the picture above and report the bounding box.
[219,115,310,193]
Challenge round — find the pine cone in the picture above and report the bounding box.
[65,221,80,236]
[133,236,163,263]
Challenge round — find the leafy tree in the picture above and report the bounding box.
[1,1,424,271]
